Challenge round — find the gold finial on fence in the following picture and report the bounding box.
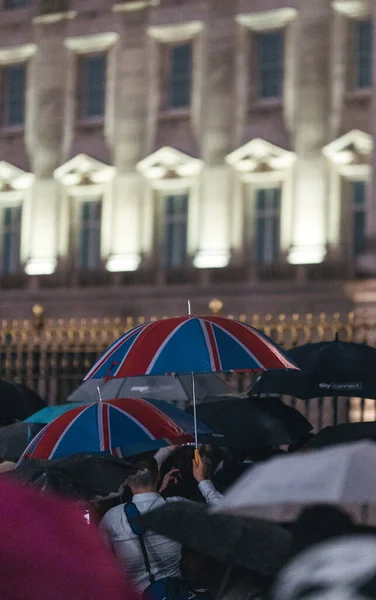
[209,298,223,315]
[32,304,45,331]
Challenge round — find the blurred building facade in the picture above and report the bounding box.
[0,0,375,319]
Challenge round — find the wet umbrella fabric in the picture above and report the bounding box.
[9,453,136,501]
[84,316,297,380]
[20,397,213,462]
[0,380,46,425]
[0,422,45,461]
[0,477,138,600]
[187,396,313,450]
[25,402,85,424]
[212,441,376,522]
[305,422,376,449]
[251,339,376,400]
[142,500,291,577]
[68,373,233,403]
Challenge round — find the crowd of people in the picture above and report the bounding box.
[17,442,366,600]
[1,409,375,600]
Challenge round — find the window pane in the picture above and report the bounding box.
[354,212,366,255]
[351,181,367,256]
[254,188,281,264]
[164,194,188,267]
[355,20,372,89]
[352,180,366,205]
[78,200,102,270]
[3,64,26,127]
[256,31,284,99]
[81,54,107,119]
[1,205,22,275]
[168,44,192,109]
[4,0,30,8]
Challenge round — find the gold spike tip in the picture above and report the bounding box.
[32,304,45,318]
[208,298,223,315]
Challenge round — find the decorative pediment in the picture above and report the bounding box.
[226,139,296,177]
[323,130,373,168]
[54,154,114,186]
[0,162,34,191]
[332,1,371,19]
[137,147,203,180]
[113,0,159,12]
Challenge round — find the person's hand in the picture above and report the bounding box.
[159,468,180,493]
[192,452,208,483]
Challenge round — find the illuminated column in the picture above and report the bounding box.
[357,3,376,273]
[105,7,148,273]
[106,174,142,272]
[25,179,58,276]
[25,17,71,276]
[194,1,235,269]
[288,0,331,266]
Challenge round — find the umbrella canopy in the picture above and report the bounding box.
[20,397,213,462]
[84,316,297,380]
[212,441,376,521]
[0,380,46,425]
[305,422,376,449]
[142,500,291,576]
[25,402,85,424]
[0,477,138,600]
[9,453,136,501]
[251,338,376,399]
[68,373,233,403]
[187,396,313,450]
[0,422,45,461]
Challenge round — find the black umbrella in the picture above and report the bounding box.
[187,396,312,450]
[8,453,136,501]
[0,380,46,426]
[305,422,376,449]
[142,501,291,576]
[251,337,376,400]
[0,422,45,461]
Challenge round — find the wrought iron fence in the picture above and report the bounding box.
[2,307,376,430]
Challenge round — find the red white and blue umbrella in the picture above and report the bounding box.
[19,398,213,463]
[84,316,297,381]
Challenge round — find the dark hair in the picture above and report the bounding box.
[292,504,354,554]
[160,447,203,502]
[127,457,159,489]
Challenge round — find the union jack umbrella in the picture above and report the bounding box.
[84,316,297,380]
[19,397,213,463]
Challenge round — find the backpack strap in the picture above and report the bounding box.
[124,503,155,585]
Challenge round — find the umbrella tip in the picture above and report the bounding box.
[187,300,191,316]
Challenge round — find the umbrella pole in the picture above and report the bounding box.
[187,299,199,461]
[191,372,198,449]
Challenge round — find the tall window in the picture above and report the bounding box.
[256,31,284,99]
[2,63,26,127]
[4,0,30,8]
[78,200,102,270]
[354,20,372,89]
[79,54,107,119]
[164,194,188,268]
[1,205,22,274]
[351,180,367,256]
[254,188,281,264]
[167,43,192,109]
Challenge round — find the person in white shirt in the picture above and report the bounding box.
[100,453,222,593]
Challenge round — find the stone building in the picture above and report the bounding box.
[0,0,375,319]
